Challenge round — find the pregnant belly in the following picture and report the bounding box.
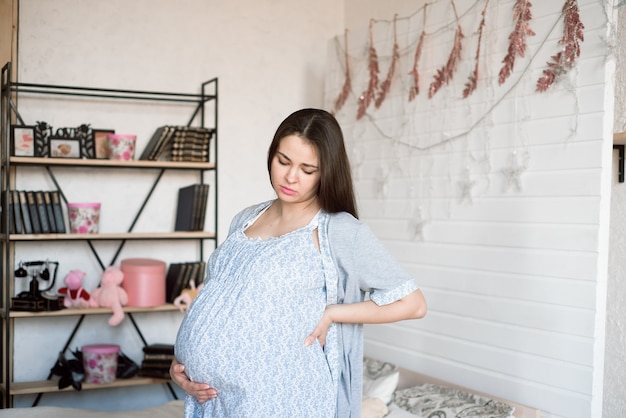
[175,309,327,390]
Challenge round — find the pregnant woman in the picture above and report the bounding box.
[171,108,427,418]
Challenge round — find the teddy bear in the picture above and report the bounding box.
[58,270,91,309]
[89,266,128,326]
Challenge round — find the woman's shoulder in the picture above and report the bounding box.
[326,211,368,239]
[229,200,273,233]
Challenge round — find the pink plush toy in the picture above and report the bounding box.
[58,270,91,309]
[89,266,128,326]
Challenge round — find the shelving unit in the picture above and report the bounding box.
[0,62,218,408]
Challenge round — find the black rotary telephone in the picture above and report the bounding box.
[11,260,64,311]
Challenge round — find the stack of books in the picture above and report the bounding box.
[139,125,214,162]
[2,190,66,234]
[138,343,175,379]
[174,183,210,232]
[165,261,206,303]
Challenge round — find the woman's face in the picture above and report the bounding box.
[270,134,321,205]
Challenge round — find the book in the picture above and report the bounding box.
[34,191,51,234]
[26,191,42,234]
[155,126,214,162]
[172,263,192,304]
[50,190,66,233]
[141,359,173,369]
[165,262,183,303]
[143,353,175,360]
[142,343,175,355]
[139,125,174,161]
[18,190,33,234]
[175,184,200,231]
[192,184,209,230]
[137,368,171,379]
[10,190,23,234]
[9,190,24,234]
[43,191,57,233]
[194,262,206,287]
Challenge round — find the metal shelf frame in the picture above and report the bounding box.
[0,61,218,407]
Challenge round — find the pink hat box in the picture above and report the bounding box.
[120,258,166,307]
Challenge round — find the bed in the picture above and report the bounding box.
[0,358,540,417]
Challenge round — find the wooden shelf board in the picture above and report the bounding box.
[8,156,215,170]
[9,303,181,318]
[614,132,626,144]
[4,231,215,241]
[9,376,170,395]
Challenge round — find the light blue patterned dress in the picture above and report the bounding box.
[175,208,336,417]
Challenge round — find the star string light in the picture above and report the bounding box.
[501,152,528,192]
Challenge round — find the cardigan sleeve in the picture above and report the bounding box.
[328,212,418,306]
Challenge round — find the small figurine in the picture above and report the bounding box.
[89,266,128,326]
[173,280,203,313]
[57,270,91,309]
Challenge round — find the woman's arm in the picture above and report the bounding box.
[305,288,427,347]
[169,357,218,403]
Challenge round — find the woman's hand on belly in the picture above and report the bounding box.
[170,357,218,403]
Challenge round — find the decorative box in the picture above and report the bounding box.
[67,202,101,234]
[120,258,166,307]
[82,343,120,384]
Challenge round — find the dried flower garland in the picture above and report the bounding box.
[429,1,464,98]
[498,0,535,85]
[463,0,490,98]
[409,6,428,102]
[536,0,584,92]
[357,20,379,120]
[409,30,426,102]
[332,30,352,114]
[429,23,464,98]
[375,15,400,109]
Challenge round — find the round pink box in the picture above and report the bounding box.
[120,258,166,307]
[67,202,101,234]
[106,134,136,161]
[82,343,120,384]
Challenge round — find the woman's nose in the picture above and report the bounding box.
[285,167,298,182]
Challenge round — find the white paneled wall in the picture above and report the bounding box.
[328,1,614,417]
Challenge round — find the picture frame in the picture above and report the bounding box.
[11,125,36,157]
[48,137,82,158]
[75,124,95,159]
[93,129,115,159]
[34,121,53,157]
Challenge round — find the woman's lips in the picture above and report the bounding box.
[280,185,296,196]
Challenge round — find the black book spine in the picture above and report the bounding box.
[43,191,57,233]
[18,190,33,234]
[50,190,66,233]
[10,190,23,234]
[175,184,198,231]
[35,191,50,234]
[165,262,183,303]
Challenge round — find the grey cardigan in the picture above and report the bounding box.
[228,201,419,417]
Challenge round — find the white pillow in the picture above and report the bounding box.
[362,357,400,405]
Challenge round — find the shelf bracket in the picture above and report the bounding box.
[615,145,625,183]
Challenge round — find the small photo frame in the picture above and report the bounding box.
[93,129,115,159]
[49,137,82,158]
[11,125,36,157]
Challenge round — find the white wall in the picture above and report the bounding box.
[11,0,342,410]
[329,1,615,417]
